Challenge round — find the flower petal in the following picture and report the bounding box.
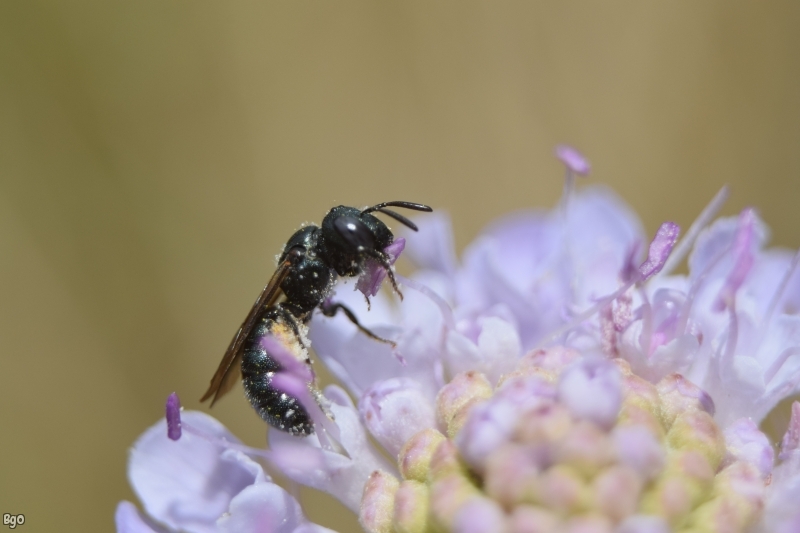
[557,357,622,430]
[400,211,458,275]
[311,276,443,399]
[115,501,168,533]
[269,388,396,512]
[451,497,508,533]
[128,411,256,533]
[723,418,774,478]
[446,317,521,385]
[216,480,304,533]
[359,378,437,456]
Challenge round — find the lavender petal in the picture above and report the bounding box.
[115,501,168,533]
[557,357,622,430]
[359,378,437,456]
[128,411,255,533]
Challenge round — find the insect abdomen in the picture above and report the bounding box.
[240,306,314,436]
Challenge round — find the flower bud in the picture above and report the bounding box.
[392,480,430,533]
[483,443,541,508]
[514,402,572,459]
[666,411,725,471]
[688,461,763,532]
[723,418,774,479]
[428,439,464,481]
[360,378,437,456]
[656,373,715,428]
[398,428,446,482]
[562,514,613,533]
[430,473,481,531]
[557,358,622,430]
[455,398,517,474]
[452,497,509,533]
[619,371,661,421]
[436,371,493,437]
[531,464,590,514]
[360,470,400,533]
[616,515,670,533]
[508,505,560,533]
[612,425,665,481]
[520,346,580,374]
[556,420,615,478]
[592,465,643,521]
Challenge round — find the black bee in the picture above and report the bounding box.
[200,201,432,436]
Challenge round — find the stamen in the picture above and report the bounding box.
[639,221,680,281]
[637,286,654,357]
[619,241,641,284]
[555,145,590,218]
[164,397,278,463]
[392,274,457,367]
[660,185,729,277]
[779,401,800,461]
[720,306,740,372]
[538,222,678,350]
[676,245,729,337]
[555,145,591,176]
[536,282,635,349]
[706,212,755,370]
[714,208,756,312]
[762,249,800,331]
[764,347,800,385]
[165,392,182,441]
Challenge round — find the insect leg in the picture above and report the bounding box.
[319,300,397,348]
[382,261,403,299]
[365,249,404,300]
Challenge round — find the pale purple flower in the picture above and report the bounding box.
[119,148,800,532]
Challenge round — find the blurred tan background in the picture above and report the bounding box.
[1,1,799,532]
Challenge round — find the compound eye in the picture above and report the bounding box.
[333,216,375,252]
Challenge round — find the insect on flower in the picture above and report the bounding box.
[200,201,433,436]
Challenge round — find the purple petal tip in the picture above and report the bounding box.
[385,237,406,260]
[555,145,591,175]
[165,392,182,441]
[639,222,680,281]
[356,237,406,298]
[261,335,313,382]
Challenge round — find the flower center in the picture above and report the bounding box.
[359,347,768,533]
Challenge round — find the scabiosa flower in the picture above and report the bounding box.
[118,146,800,533]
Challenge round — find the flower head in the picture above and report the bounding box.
[119,149,800,532]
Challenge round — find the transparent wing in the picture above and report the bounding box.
[200,256,295,406]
